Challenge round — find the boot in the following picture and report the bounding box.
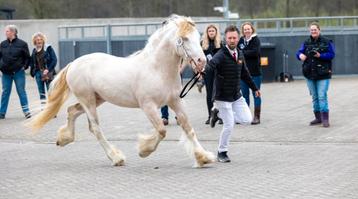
[205,116,211,125]
[251,106,261,125]
[321,111,330,128]
[210,108,219,128]
[310,111,322,125]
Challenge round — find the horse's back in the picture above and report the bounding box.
[66,52,141,108]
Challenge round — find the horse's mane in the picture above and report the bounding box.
[130,15,195,57]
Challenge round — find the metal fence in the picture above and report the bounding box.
[58,16,358,80]
[58,15,358,45]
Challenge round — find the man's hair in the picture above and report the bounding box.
[309,22,320,30]
[224,25,239,35]
[5,25,18,35]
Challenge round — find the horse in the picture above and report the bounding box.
[27,15,215,168]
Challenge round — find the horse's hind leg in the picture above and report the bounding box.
[56,96,105,146]
[78,96,125,166]
[56,103,84,146]
[138,103,166,158]
[169,99,215,167]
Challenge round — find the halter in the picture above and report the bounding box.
[163,17,205,98]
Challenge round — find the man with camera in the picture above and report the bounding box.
[296,22,335,128]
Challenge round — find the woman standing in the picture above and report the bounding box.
[29,32,57,107]
[238,22,262,125]
[296,22,335,128]
[201,24,222,125]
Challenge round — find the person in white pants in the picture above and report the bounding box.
[206,25,261,163]
[216,97,253,154]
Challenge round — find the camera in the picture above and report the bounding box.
[307,47,320,57]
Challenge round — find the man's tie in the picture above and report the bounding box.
[232,52,237,61]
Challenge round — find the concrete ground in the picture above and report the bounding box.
[1,76,357,199]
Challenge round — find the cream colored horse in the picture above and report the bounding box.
[27,15,215,167]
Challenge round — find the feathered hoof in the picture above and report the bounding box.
[109,147,126,167]
[194,149,215,168]
[137,134,159,158]
[56,126,74,147]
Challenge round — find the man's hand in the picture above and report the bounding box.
[255,90,261,97]
[43,69,49,75]
[314,51,320,58]
[299,53,307,61]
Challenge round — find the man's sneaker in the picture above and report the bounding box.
[210,108,220,128]
[0,113,5,119]
[24,112,32,119]
[217,151,231,163]
[218,118,223,125]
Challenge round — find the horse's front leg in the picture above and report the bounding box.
[169,98,215,167]
[138,102,166,158]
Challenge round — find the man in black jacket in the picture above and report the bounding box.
[206,25,261,163]
[0,25,31,119]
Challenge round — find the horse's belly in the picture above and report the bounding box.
[94,83,140,108]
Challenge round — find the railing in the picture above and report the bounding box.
[58,16,358,53]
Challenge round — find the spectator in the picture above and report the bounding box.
[296,22,335,128]
[238,22,262,125]
[206,25,260,163]
[0,25,31,119]
[29,32,57,108]
[201,24,223,125]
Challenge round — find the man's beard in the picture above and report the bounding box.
[228,44,236,50]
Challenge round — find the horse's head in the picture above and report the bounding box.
[169,16,206,74]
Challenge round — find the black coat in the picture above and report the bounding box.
[238,35,261,76]
[29,45,57,77]
[296,35,335,80]
[0,37,30,74]
[202,40,222,58]
[206,46,258,102]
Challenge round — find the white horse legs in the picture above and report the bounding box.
[138,104,166,158]
[78,96,125,166]
[56,103,84,146]
[169,100,215,167]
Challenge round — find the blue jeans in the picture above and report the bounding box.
[241,75,262,107]
[0,69,30,115]
[161,105,169,119]
[306,78,330,112]
[35,71,50,100]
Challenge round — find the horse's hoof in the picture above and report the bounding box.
[112,159,125,166]
[109,147,126,166]
[194,150,215,167]
[138,150,152,158]
[56,136,74,147]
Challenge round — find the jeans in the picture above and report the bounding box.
[35,71,50,100]
[241,75,262,107]
[161,105,169,119]
[217,97,252,152]
[0,69,30,115]
[306,78,330,112]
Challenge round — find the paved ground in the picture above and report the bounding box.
[1,76,358,199]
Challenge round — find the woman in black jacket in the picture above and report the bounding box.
[238,22,262,125]
[201,24,223,124]
[29,32,57,108]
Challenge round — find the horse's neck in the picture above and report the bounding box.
[142,30,182,80]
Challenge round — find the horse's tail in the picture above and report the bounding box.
[27,64,71,133]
